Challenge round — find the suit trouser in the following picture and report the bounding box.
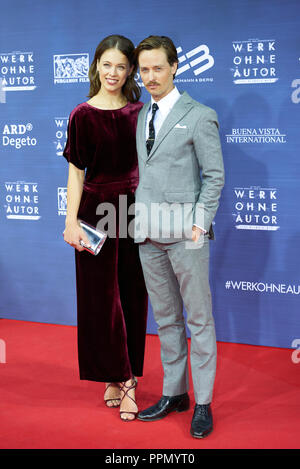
[138,236,216,404]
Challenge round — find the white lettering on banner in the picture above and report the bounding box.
[2,123,37,149]
[2,136,37,149]
[231,39,278,84]
[0,52,36,91]
[0,78,6,103]
[3,124,32,134]
[226,128,287,144]
[225,281,300,295]
[233,187,279,231]
[176,45,214,76]
[54,118,68,156]
[4,182,40,220]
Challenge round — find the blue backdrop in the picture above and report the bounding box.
[1,0,299,348]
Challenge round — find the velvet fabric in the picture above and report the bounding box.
[63,101,148,382]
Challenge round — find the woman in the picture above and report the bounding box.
[63,35,148,421]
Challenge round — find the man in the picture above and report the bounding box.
[134,36,224,438]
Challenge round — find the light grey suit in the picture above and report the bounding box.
[135,91,224,404]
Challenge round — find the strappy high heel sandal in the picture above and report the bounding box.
[119,377,138,422]
[104,382,121,408]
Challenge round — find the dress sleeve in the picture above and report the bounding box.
[63,108,87,170]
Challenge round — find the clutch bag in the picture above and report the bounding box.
[78,220,107,255]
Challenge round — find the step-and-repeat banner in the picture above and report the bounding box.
[1,0,299,348]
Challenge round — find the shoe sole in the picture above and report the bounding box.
[190,428,213,439]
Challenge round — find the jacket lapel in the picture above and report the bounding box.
[146,92,193,161]
[138,101,151,162]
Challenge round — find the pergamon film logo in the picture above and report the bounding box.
[53,53,89,84]
[0,51,36,92]
[231,39,278,84]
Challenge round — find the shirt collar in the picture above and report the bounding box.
[151,86,181,118]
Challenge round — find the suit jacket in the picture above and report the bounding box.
[134,91,224,243]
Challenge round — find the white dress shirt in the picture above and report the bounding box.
[145,86,206,234]
[145,86,181,140]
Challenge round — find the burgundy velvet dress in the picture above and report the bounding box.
[63,101,148,383]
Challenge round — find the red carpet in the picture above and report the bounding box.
[0,319,299,449]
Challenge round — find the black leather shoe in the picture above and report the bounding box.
[137,393,190,422]
[190,404,213,438]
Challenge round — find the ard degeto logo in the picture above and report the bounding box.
[2,122,37,150]
[53,54,89,84]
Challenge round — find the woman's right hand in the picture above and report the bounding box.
[63,220,91,252]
